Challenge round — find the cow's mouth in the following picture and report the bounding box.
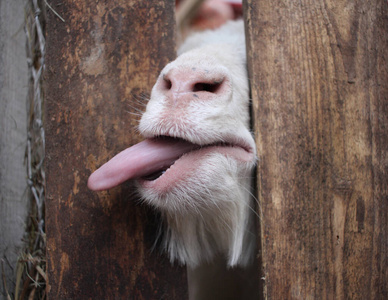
[136,135,254,193]
[87,134,253,191]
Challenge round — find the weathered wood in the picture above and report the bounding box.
[0,0,29,295]
[244,0,387,299]
[45,1,187,299]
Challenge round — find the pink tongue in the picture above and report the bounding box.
[87,138,197,191]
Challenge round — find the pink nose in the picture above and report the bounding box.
[154,67,229,105]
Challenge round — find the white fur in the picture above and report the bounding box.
[138,20,256,267]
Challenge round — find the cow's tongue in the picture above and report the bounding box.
[87,138,197,191]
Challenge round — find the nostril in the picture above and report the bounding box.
[193,80,224,94]
[162,75,172,90]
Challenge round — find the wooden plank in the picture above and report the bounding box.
[244,0,388,298]
[45,1,188,299]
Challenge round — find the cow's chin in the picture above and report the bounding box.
[136,152,256,267]
[136,150,255,214]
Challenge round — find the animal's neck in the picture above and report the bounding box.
[160,178,256,267]
[187,255,261,300]
[162,207,232,266]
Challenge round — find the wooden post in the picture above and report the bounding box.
[244,0,387,298]
[45,1,188,298]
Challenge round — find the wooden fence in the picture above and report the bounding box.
[45,0,387,299]
[245,0,387,298]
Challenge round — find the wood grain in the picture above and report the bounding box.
[45,1,187,299]
[244,0,388,298]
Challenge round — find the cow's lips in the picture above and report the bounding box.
[87,136,253,191]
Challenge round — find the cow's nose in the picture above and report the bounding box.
[155,67,229,100]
